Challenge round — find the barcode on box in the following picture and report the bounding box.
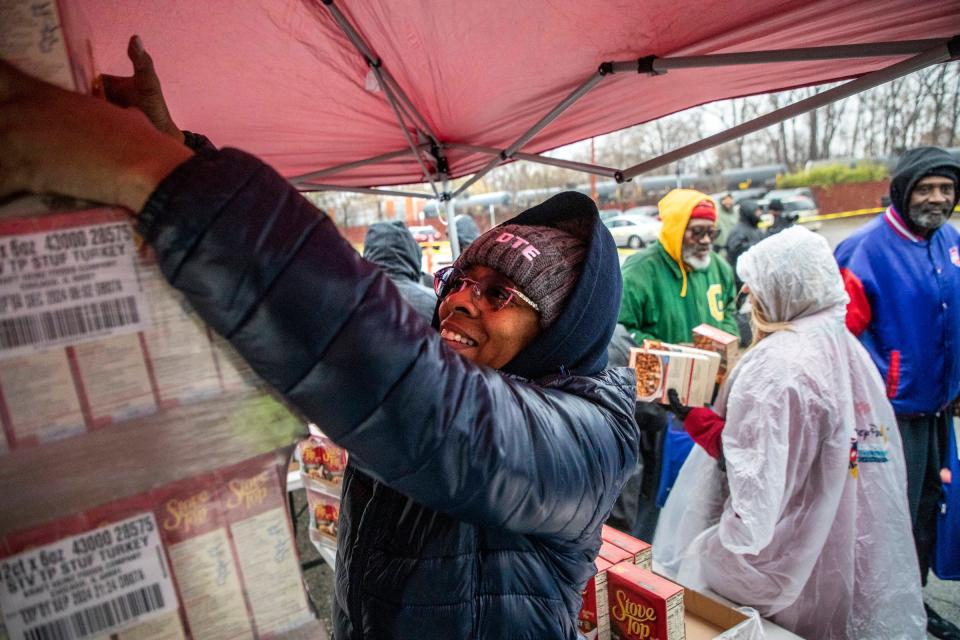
[0,296,140,351]
[23,584,164,640]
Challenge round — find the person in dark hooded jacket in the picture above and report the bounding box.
[363,221,437,319]
[0,53,640,640]
[725,199,766,284]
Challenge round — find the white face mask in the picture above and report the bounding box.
[682,246,712,271]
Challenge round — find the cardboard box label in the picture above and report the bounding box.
[0,512,177,640]
[0,221,149,360]
[0,348,85,445]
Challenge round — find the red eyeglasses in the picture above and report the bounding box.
[433,266,539,313]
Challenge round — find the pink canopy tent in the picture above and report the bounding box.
[81,0,958,215]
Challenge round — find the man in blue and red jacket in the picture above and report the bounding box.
[834,146,960,640]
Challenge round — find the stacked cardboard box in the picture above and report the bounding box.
[0,5,327,638]
[578,556,612,640]
[601,525,652,570]
[0,207,318,639]
[296,425,348,552]
[691,324,739,390]
[608,563,686,640]
[580,527,754,640]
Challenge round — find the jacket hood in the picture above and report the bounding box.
[890,146,960,234]
[434,191,621,379]
[657,189,715,298]
[455,215,481,249]
[737,226,848,323]
[738,200,761,227]
[363,221,423,283]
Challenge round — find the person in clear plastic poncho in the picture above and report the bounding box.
[654,226,926,639]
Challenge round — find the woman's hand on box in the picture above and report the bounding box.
[98,35,184,144]
[0,58,192,212]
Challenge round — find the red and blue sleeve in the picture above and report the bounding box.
[840,268,871,336]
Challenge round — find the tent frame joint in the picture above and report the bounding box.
[598,61,614,76]
[637,55,663,75]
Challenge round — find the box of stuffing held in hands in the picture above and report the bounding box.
[628,343,719,407]
[691,324,739,388]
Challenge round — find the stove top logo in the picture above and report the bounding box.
[611,588,656,638]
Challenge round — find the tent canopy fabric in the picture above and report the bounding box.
[81,0,960,188]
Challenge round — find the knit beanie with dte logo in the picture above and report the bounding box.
[454,223,586,328]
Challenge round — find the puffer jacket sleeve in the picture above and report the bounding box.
[139,149,637,541]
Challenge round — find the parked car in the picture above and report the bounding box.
[622,205,660,219]
[408,225,441,243]
[599,208,624,223]
[762,187,816,203]
[604,214,661,248]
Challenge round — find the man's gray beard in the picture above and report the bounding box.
[682,248,711,271]
[907,205,949,232]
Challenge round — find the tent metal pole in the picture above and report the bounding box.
[437,173,460,260]
[299,183,436,199]
[321,0,439,144]
[445,143,619,177]
[289,146,428,185]
[372,63,442,198]
[513,151,618,177]
[452,73,607,198]
[379,72,440,143]
[608,38,953,73]
[619,39,958,181]
[443,176,461,259]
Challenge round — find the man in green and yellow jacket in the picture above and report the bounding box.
[611,189,739,541]
[619,189,740,344]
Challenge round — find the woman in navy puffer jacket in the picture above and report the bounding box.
[1,54,640,639]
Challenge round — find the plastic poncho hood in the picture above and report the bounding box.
[737,226,848,323]
[657,189,716,298]
[654,226,925,639]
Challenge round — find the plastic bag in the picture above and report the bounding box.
[655,413,694,508]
